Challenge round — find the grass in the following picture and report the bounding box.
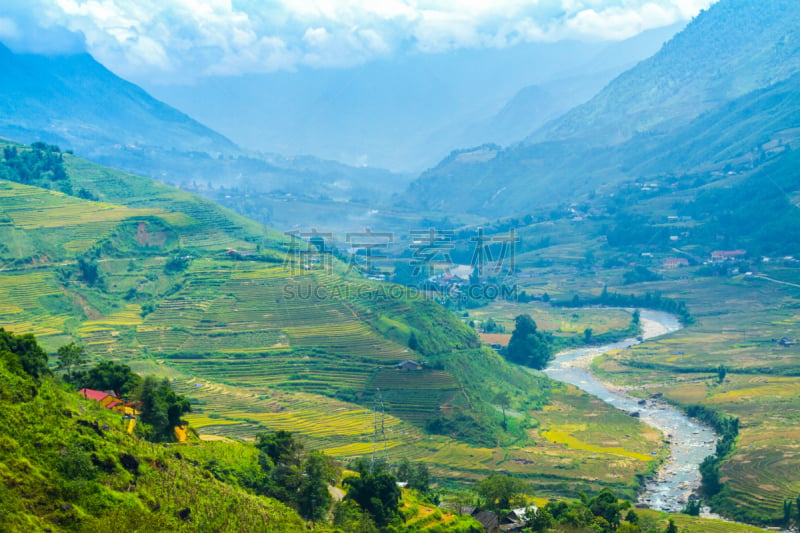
[540,425,656,462]
[466,302,631,339]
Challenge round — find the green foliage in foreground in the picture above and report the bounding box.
[0,327,50,382]
[0,330,304,532]
[343,459,402,527]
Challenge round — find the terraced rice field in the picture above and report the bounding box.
[0,271,66,339]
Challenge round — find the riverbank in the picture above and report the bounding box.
[544,309,717,513]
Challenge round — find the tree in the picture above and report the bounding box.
[395,457,414,485]
[632,309,641,325]
[343,461,401,527]
[396,458,431,494]
[256,430,303,465]
[56,342,86,381]
[494,391,511,430]
[682,498,701,516]
[588,488,621,530]
[333,500,378,533]
[699,455,721,496]
[255,430,305,504]
[164,253,191,274]
[783,498,793,527]
[76,360,141,397]
[136,377,191,441]
[796,493,800,526]
[475,473,529,512]
[410,462,430,493]
[665,518,679,533]
[528,507,554,532]
[584,328,593,344]
[0,328,50,380]
[408,331,419,352]
[717,364,727,384]
[298,451,334,522]
[77,257,101,287]
[506,314,553,370]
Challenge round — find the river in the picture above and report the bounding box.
[543,309,718,513]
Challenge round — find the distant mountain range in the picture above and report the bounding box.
[146,24,682,172]
[399,0,800,217]
[0,42,237,159]
[0,42,409,229]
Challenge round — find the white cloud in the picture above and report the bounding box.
[563,2,681,40]
[2,0,717,81]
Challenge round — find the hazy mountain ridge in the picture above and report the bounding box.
[400,0,800,217]
[0,43,237,156]
[531,0,800,144]
[0,42,410,229]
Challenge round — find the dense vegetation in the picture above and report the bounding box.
[0,328,305,532]
[504,314,554,370]
[1,142,70,192]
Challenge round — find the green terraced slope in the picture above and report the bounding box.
[0,140,549,449]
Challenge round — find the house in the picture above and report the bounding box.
[663,257,689,269]
[499,507,537,531]
[711,250,746,262]
[78,388,141,432]
[78,388,117,406]
[778,337,796,347]
[395,359,422,371]
[471,510,500,532]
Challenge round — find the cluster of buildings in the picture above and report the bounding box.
[77,388,140,433]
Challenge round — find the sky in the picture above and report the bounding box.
[0,0,716,83]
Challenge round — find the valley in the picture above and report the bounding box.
[2,0,800,531]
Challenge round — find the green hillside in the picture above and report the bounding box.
[0,139,671,501]
[0,329,305,532]
[0,139,516,438]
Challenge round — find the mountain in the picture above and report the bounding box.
[0,42,237,158]
[468,24,687,148]
[531,0,800,144]
[146,24,683,172]
[399,0,800,217]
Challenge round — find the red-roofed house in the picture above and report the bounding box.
[78,388,140,416]
[78,388,115,405]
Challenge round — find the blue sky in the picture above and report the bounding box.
[1,0,715,82]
